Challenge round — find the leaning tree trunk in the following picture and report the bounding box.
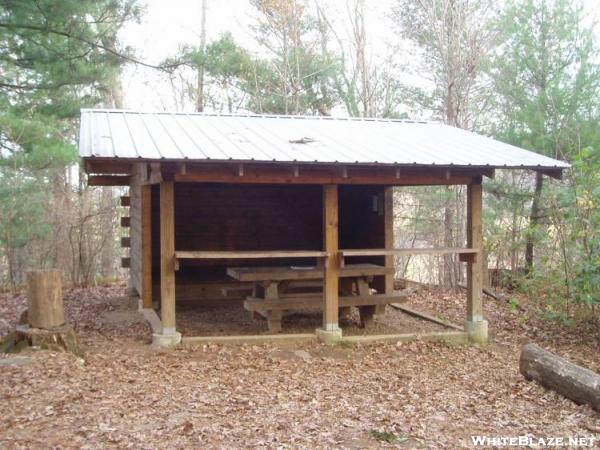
[520,343,600,412]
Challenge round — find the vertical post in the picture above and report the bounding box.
[465,177,488,344]
[318,184,341,342]
[142,185,153,309]
[383,186,395,295]
[159,180,178,341]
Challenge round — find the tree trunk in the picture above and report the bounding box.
[196,0,207,112]
[520,343,600,412]
[525,171,544,273]
[443,188,455,288]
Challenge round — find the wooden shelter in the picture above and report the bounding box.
[79,110,568,345]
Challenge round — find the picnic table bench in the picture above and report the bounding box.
[226,263,409,332]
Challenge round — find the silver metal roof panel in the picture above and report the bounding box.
[79,109,570,170]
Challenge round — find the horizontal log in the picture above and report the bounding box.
[84,159,132,175]
[520,343,600,411]
[121,237,131,248]
[121,217,130,227]
[88,175,131,186]
[120,196,130,207]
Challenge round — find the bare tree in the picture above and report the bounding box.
[196,0,208,112]
[392,0,496,287]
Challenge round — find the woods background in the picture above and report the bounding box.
[0,0,598,325]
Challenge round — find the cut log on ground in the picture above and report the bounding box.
[520,343,600,411]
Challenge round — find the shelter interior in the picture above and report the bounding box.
[149,183,388,304]
[85,159,493,343]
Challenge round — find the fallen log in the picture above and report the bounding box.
[520,343,600,411]
[457,283,508,302]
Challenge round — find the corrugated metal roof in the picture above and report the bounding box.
[79,109,570,170]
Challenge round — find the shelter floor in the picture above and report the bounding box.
[174,300,447,336]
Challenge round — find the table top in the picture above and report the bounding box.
[227,264,393,282]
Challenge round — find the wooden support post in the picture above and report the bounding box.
[142,185,153,309]
[322,184,340,332]
[160,181,177,335]
[383,186,395,295]
[26,270,64,329]
[466,178,487,343]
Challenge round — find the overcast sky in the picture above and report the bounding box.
[119,0,600,112]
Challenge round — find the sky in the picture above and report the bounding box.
[118,0,600,112]
[119,0,396,111]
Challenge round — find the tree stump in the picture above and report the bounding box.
[26,269,64,329]
[0,269,84,359]
[520,343,600,411]
[14,324,84,359]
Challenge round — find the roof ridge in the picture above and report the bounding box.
[80,108,432,124]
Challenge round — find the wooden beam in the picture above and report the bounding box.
[466,180,483,322]
[339,247,478,257]
[120,196,130,207]
[323,184,339,331]
[148,163,163,184]
[84,159,132,175]
[120,217,130,227]
[160,180,176,333]
[88,175,130,186]
[174,164,476,186]
[176,250,328,259]
[390,304,464,331]
[538,169,563,180]
[120,237,131,248]
[142,184,153,309]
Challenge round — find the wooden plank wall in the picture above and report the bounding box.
[128,163,144,296]
[339,185,386,292]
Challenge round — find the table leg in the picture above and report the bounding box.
[267,311,283,333]
[357,278,375,328]
[339,278,354,321]
[264,282,282,333]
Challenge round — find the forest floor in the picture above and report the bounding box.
[0,285,599,449]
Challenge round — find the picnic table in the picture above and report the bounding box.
[226,263,408,332]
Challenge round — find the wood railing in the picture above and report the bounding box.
[173,247,479,270]
[174,250,328,270]
[338,247,479,266]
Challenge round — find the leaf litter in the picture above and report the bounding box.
[0,286,598,449]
